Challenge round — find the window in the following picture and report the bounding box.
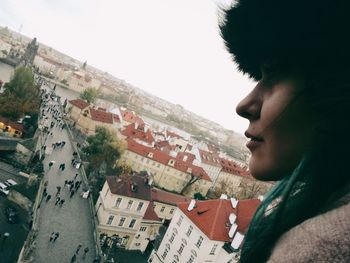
[129,219,136,228]
[176,215,183,226]
[170,208,175,214]
[160,206,165,213]
[196,236,204,248]
[127,200,133,210]
[152,161,156,166]
[141,157,144,162]
[140,226,147,232]
[146,159,150,164]
[169,232,176,243]
[115,197,122,208]
[106,215,114,225]
[118,217,126,227]
[161,248,168,260]
[210,244,218,255]
[178,243,185,255]
[136,202,144,212]
[157,163,160,168]
[186,226,193,237]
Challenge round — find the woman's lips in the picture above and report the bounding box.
[246,138,264,150]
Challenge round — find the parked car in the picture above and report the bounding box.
[5,206,18,224]
[0,182,9,195]
[4,179,17,188]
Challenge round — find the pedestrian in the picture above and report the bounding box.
[49,232,55,242]
[74,173,79,180]
[59,199,65,207]
[82,247,89,259]
[53,232,59,242]
[56,186,61,196]
[61,163,65,171]
[43,187,47,195]
[70,189,75,198]
[46,194,52,202]
[75,244,82,254]
[64,180,68,187]
[48,161,54,169]
[44,180,49,187]
[55,196,61,206]
[70,254,76,263]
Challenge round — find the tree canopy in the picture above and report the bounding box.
[0,67,40,120]
[80,87,98,104]
[83,126,125,174]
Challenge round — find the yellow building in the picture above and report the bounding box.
[120,139,212,197]
[0,117,24,138]
[67,99,121,135]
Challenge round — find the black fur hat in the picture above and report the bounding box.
[220,0,350,81]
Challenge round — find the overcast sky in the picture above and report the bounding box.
[0,0,255,134]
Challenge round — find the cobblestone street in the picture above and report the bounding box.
[33,97,96,263]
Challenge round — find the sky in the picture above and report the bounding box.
[0,0,255,134]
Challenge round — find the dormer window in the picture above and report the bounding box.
[147,152,153,158]
[168,159,175,166]
[187,167,192,174]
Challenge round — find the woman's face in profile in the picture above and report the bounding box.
[236,71,314,181]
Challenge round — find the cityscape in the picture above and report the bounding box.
[0,25,272,263]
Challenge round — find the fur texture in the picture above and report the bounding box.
[220,0,350,81]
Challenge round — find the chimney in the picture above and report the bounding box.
[187,199,196,211]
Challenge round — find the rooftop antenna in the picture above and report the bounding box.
[187,199,196,211]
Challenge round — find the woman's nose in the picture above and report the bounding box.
[236,87,261,120]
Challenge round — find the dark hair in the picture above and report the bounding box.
[219,0,350,262]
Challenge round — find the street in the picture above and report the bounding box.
[32,89,96,263]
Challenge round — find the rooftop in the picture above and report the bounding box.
[106,174,152,201]
[151,188,191,206]
[89,107,114,124]
[126,139,211,181]
[177,198,260,242]
[68,99,90,110]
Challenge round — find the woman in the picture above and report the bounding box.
[220,1,350,262]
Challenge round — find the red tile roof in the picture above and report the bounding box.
[166,130,182,139]
[106,175,152,201]
[176,152,196,164]
[151,188,191,206]
[121,123,154,144]
[199,149,222,167]
[69,99,90,110]
[89,108,113,124]
[120,109,144,125]
[143,202,162,222]
[113,114,121,123]
[155,140,173,154]
[219,158,252,178]
[126,139,211,181]
[177,199,260,241]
